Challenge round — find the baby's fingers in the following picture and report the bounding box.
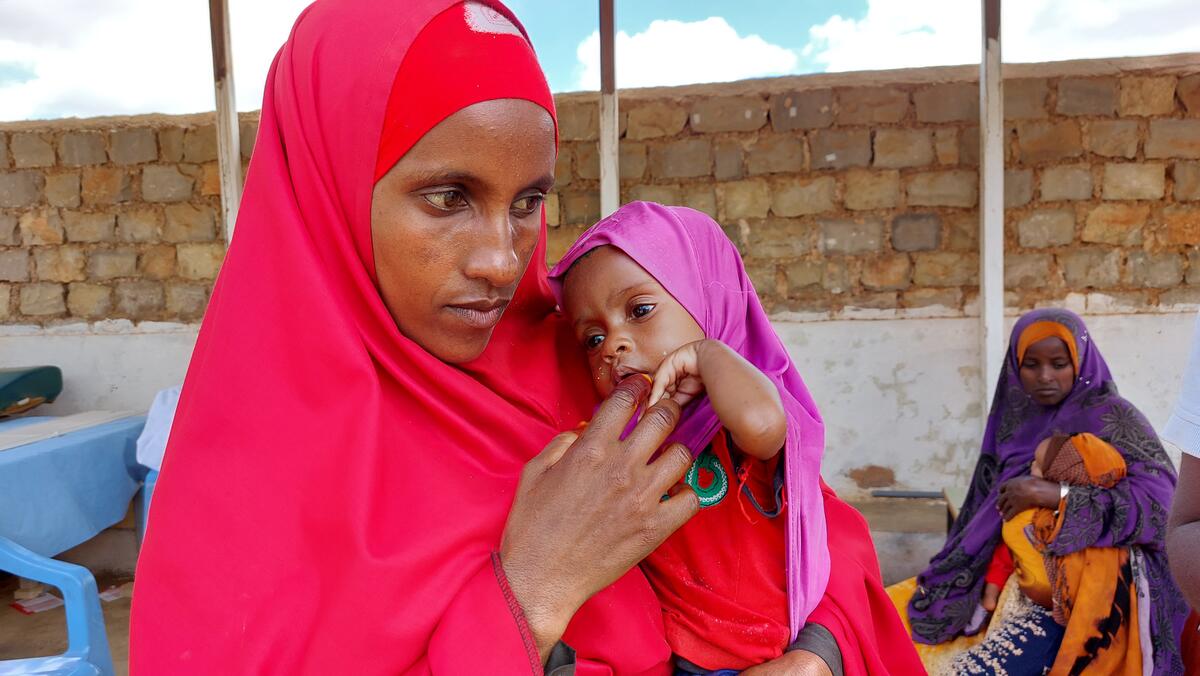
[649,360,678,403]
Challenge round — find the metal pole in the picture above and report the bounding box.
[598,0,619,217]
[209,0,242,244]
[979,0,1004,423]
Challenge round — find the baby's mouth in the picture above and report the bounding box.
[612,364,648,385]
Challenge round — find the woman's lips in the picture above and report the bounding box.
[447,299,510,330]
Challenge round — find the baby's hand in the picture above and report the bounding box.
[981,581,1001,611]
[649,340,709,407]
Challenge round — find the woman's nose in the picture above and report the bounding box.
[463,213,520,288]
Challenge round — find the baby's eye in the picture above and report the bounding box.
[631,303,654,318]
[584,334,605,350]
[511,193,545,217]
[423,190,467,211]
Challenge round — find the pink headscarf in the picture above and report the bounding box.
[548,201,830,639]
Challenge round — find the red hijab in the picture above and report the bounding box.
[130,1,669,673]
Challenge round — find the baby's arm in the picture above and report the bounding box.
[650,339,786,460]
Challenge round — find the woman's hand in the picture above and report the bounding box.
[499,375,700,662]
[649,339,708,407]
[741,650,832,676]
[997,475,1061,520]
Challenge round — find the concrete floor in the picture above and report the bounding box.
[0,574,131,675]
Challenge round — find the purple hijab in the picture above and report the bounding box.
[548,201,830,640]
[908,308,1185,673]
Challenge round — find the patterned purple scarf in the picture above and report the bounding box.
[907,309,1186,673]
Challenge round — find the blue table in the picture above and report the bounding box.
[0,415,146,557]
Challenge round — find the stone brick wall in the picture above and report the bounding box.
[2,54,1199,325]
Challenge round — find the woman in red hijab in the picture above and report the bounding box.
[131,1,916,674]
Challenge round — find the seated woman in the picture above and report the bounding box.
[888,309,1189,675]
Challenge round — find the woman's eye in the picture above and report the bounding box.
[1054,361,1070,370]
[631,303,654,318]
[584,334,604,350]
[423,190,466,211]
[512,193,545,216]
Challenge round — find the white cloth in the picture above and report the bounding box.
[1165,311,1200,458]
[135,386,181,471]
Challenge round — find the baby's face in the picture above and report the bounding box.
[561,246,705,397]
[1032,438,1050,478]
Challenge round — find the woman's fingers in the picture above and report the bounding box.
[649,442,694,495]
[622,398,682,465]
[524,431,578,477]
[656,484,700,535]
[582,375,651,446]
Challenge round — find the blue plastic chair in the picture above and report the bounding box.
[0,536,114,676]
[134,469,158,547]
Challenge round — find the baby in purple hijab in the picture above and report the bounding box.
[548,202,829,673]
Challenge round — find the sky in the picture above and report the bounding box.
[1,0,1198,122]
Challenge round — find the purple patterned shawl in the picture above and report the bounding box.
[907,309,1186,674]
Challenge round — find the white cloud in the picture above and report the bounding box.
[574,17,798,91]
[805,0,1200,73]
[0,0,308,122]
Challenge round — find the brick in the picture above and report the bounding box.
[1119,76,1176,116]
[891,213,942,251]
[115,280,165,318]
[166,282,208,320]
[1162,206,1200,245]
[959,125,979,166]
[718,180,770,220]
[240,120,259,160]
[1145,120,1200,159]
[844,169,899,211]
[141,165,194,202]
[714,140,744,181]
[873,129,933,169]
[1161,287,1200,307]
[913,252,977,286]
[554,151,572,188]
[748,219,812,258]
[649,138,711,179]
[575,142,646,180]
[810,129,870,170]
[1005,79,1048,119]
[946,212,980,250]
[1017,209,1075,248]
[820,218,883,254]
[58,132,107,166]
[861,255,912,291]
[903,288,962,309]
[183,125,218,163]
[46,172,81,208]
[625,184,679,206]
[201,163,221,196]
[1005,168,1033,208]
[0,283,9,319]
[66,283,112,319]
[1085,120,1138,159]
[1005,253,1053,289]
[690,96,768,133]
[681,186,717,218]
[562,191,600,225]
[545,225,584,264]
[558,103,598,141]
[744,261,779,299]
[0,250,29,282]
[0,132,7,169]
[1082,203,1147,245]
[934,129,959,165]
[1175,162,1200,201]
[81,167,132,204]
[747,135,804,175]
[0,213,14,245]
[785,260,821,292]
[109,128,157,165]
[1040,164,1093,201]
[914,83,978,123]
[19,283,65,316]
[0,171,44,207]
[822,259,854,293]
[1060,248,1121,288]
[770,89,833,131]
[1126,251,1183,288]
[906,170,977,207]
[139,245,177,280]
[1017,120,1082,163]
[19,210,63,245]
[34,246,86,282]
[836,86,909,125]
[115,208,161,242]
[1056,78,1117,116]
[88,248,137,279]
[1102,163,1165,200]
[772,177,835,217]
[158,128,184,162]
[1191,251,1200,284]
[63,211,115,243]
[626,102,687,140]
[177,243,226,280]
[544,193,559,227]
[11,133,55,168]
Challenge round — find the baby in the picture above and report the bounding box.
[549,202,829,673]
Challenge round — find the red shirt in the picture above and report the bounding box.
[640,430,789,670]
